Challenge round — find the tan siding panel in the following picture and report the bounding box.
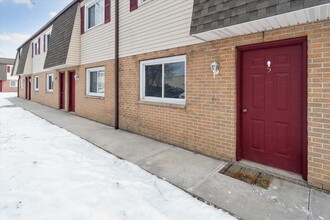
[67,6,81,66]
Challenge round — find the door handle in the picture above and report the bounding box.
[242,108,248,113]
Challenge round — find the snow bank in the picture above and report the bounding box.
[0,92,16,107]
[0,107,235,220]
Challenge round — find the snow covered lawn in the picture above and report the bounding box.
[0,100,235,219]
[0,92,16,107]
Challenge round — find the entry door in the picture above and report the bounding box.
[69,71,75,112]
[241,44,303,174]
[0,81,2,92]
[28,76,31,100]
[59,73,65,109]
[25,77,28,99]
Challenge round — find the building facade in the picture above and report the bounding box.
[0,58,17,92]
[13,0,330,190]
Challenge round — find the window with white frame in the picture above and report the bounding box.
[20,78,24,89]
[140,55,186,104]
[86,66,105,96]
[10,80,17,87]
[34,41,38,56]
[46,74,54,92]
[45,33,51,52]
[86,0,104,30]
[34,76,39,91]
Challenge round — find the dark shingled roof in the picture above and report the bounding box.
[44,2,78,69]
[16,41,31,75]
[0,58,15,65]
[191,0,330,34]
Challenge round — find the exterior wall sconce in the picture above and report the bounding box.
[210,61,219,78]
[74,74,79,81]
[29,78,32,83]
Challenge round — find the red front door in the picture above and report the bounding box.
[25,77,28,99]
[59,72,65,109]
[69,71,75,112]
[28,76,31,100]
[240,42,304,174]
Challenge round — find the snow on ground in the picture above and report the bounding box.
[0,105,235,219]
[0,92,17,107]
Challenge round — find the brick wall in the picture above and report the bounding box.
[18,20,330,190]
[1,80,17,92]
[31,71,59,109]
[118,20,330,190]
[75,60,115,126]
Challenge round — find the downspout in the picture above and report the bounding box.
[114,0,119,129]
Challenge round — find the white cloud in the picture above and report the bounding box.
[0,33,30,44]
[0,33,30,58]
[13,0,34,9]
[49,11,57,18]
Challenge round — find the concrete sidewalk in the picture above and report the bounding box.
[7,97,330,220]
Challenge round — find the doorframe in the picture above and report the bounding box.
[236,37,308,180]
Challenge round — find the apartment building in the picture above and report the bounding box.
[0,58,17,92]
[12,0,330,190]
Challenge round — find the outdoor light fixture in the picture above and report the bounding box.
[74,74,79,81]
[210,61,219,78]
[29,78,32,83]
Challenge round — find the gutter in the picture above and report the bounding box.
[114,0,119,129]
[16,0,80,50]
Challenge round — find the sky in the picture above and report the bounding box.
[0,0,73,58]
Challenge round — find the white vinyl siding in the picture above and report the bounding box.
[80,0,201,65]
[119,0,202,58]
[81,0,114,65]
[32,27,53,74]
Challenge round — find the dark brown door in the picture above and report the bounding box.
[241,44,303,174]
[25,77,28,99]
[0,81,2,92]
[69,71,75,112]
[59,72,65,109]
[28,76,31,100]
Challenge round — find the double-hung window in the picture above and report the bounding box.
[86,67,105,96]
[34,76,39,91]
[86,0,104,30]
[20,79,24,89]
[45,33,51,52]
[140,55,186,105]
[46,74,54,92]
[10,80,17,87]
[34,41,38,56]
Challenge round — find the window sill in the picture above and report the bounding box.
[34,90,39,92]
[85,95,105,100]
[46,91,53,94]
[138,0,153,8]
[85,22,105,33]
[138,100,185,109]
